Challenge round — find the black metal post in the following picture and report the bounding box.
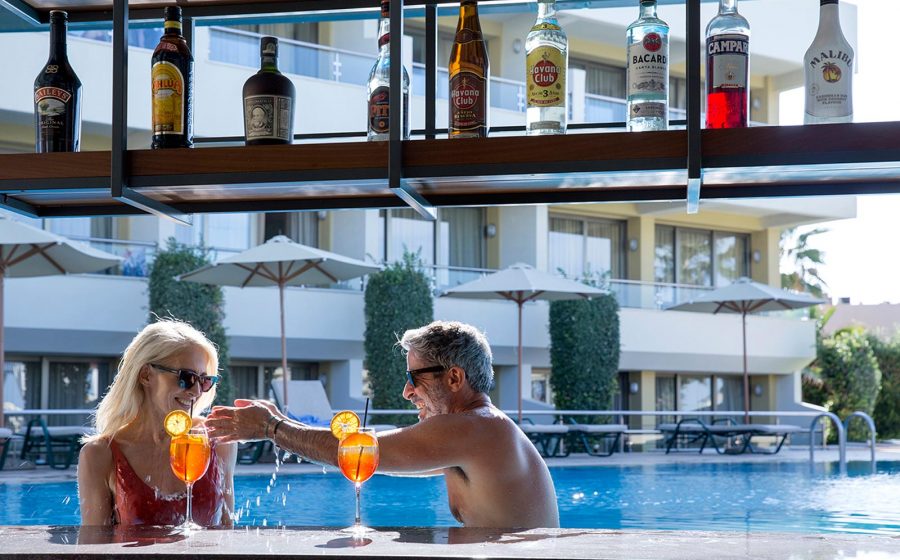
[111,0,128,200]
[686,0,702,213]
[425,0,437,139]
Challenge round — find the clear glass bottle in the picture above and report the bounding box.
[34,10,82,153]
[626,0,669,132]
[804,0,853,124]
[367,0,410,141]
[705,0,750,129]
[525,0,567,136]
[243,37,296,145]
[448,0,489,139]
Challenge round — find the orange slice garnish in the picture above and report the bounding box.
[164,409,192,437]
[330,410,360,440]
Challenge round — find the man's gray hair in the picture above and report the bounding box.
[400,321,494,393]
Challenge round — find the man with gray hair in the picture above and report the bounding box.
[208,320,560,528]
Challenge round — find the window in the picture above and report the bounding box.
[175,214,253,253]
[549,215,625,280]
[230,23,318,44]
[383,209,435,265]
[570,58,626,98]
[264,212,319,248]
[230,365,261,400]
[655,374,676,426]
[531,368,552,404]
[47,217,114,239]
[437,208,487,286]
[678,375,712,413]
[3,360,41,432]
[714,376,745,418]
[655,226,750,287]
[48,361,111,426]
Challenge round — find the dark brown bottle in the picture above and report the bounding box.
[448,0,489,138]
[151,6,193,148]
[34,10,82,153]
[243,37,296,145]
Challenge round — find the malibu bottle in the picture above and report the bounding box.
[804,0,853,124]
[151,6,193,148]
[243,37,296,145]
[448,0,489,138]
[34,10,82,153]
[705,0,750,128]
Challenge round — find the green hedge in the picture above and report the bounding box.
[148,238,233,406]
[871,335,900,440]
[364,253,433,424]
[818,328,881,442]
[548,293,620,424]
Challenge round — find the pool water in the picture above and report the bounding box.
[1,461,898,534]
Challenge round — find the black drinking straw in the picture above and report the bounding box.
[362,397,369,428]
[354,398,370,482]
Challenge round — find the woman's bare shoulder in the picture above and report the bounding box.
[79,437,113,466]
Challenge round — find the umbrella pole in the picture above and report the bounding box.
[0,269,4,429]
[279,280,289,413]
[517,300,523,424]
[742,311,749,424]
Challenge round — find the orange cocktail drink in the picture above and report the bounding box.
[170,433,211,484]
[338,429,379,483]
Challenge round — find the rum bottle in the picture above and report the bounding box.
[367,0,410,141]
[448,0,489,139]
[804,0,853,124]
[34,10,82,153]
[243,37,296,145]
[705,0,749,128]
[151,6,193,148]
[626,0,669,132]
[525,0,567,136]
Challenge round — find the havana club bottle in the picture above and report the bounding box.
[705,0,749,128]
[367,0,410,141]
[626,0,669,132]
[525,0,567,136]
[804,0,853,124]
[448,0,489,139]
[243,37,296,145]
[34,10,82,153]
[151,6,193,148]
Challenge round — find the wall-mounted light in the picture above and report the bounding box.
[629,381,640,395]
[628,238,639,252]
[512,38,523,54]
[752,250,761,263]
[484,223,497,238]
[753,384,763,397]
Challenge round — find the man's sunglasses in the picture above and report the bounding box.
[405,365,445,388]
[150,363,219,393]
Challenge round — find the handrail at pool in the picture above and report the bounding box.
[809,412,847,475]
[844,411,877,473]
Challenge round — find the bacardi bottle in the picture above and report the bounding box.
[151,6,193,148]
[34,10,82,153]
[243,37,296,145]
[525,0,567,136]
[626,0,669,132]
[804,0,853,124]
[367,0,410,141]
[448,0,489,139]
[705,0,749,129]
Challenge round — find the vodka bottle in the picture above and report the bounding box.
[367,0,410,141]
[525,0,567,136]
[626,0,669,132]
[705,0,749,128]
[34,10,82,152]
[804,0,853,124]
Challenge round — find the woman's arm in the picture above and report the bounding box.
[76,440,114,526]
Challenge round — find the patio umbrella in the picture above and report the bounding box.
[668,277,823,423]
[0,217,122,427]
[442,263,606,423]
[177,235,380,411]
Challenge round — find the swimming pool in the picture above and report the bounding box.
[1,462,898,534]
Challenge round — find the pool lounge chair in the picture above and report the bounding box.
[564,419,627,457]
[520,420,569,458]
[660,418,804,455]
[19,418,93,469]
[0,427,18,470]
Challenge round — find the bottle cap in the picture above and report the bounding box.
[260,36,279,57]
[164,6,182,21]
[49,10,68,20]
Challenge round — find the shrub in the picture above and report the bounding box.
[818,328,881,442]
[363,252,433,424]
[871,335,900,440]
[148,238,233,406]
[548,292,620,424]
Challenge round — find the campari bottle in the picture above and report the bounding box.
[705,0,749,128]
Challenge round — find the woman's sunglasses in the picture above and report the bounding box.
[150,363,219,393]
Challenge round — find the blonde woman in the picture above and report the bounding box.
[78,320,236,526]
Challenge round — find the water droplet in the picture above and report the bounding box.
[262,518,268,527]
[281,493,286,507]
[62,496,71,505]
[256,496,261,507]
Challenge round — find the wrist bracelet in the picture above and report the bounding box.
[264,415,279,440]
[272,418,286,438]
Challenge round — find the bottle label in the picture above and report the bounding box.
[806,46,853,118]
[35,86,71,132]
[707,34,749,90]
[449,67,487,132]
[627,32,668,98]
[526,46,565,108]
[244,95,293,141]
[368,86,391,135]
[630,102,666,119]
[151,61,185,135]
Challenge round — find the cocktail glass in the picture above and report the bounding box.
[169,424,211,534]
[337,426,379,532]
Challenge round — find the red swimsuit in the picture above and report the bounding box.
[109,439,226,526]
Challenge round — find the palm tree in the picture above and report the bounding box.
[780,227,829,298]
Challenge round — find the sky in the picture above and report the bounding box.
[778,0,900,305]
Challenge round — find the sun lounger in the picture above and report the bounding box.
[660,419,804,455]
[19,418,93,469]
[0,427,19,470]
[520,421,569,458]
[564,420,627,457]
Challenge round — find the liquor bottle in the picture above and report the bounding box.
[804,0,853,124]
[367,0,410,141]
[34,10,82,153]
[448,0,489,139]
[705,0,749,129]
[151,6,193,149]
[243,37,296,145]
[525,0,567,136]
[626,0,669,132]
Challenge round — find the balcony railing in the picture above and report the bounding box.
[68,236,157,278]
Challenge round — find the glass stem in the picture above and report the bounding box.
[354,482,361,526]
[186,482,194,525]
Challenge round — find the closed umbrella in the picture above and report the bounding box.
[178,235,380,411]
[442,263,606,422]
[0,217,122,427]
[668,277,823,423]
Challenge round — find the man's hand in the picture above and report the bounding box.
[207,399,282,443]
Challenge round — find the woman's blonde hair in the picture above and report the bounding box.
[86,319,219,442]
